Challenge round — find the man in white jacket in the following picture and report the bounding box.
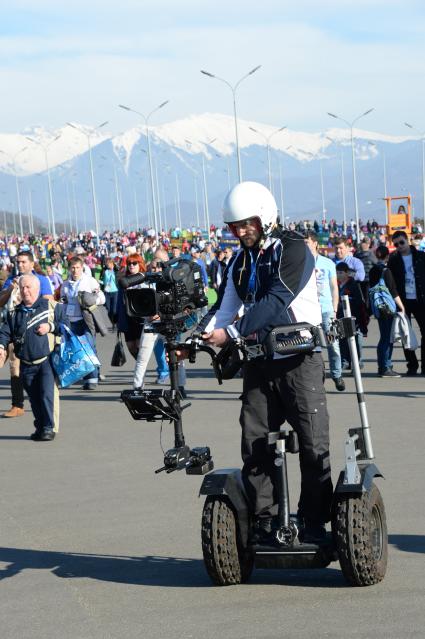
[61,256,103,390]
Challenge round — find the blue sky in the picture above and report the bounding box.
[0,1,424,136]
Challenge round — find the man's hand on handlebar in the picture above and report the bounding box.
[202,328,230,348]
[174,328,230,361]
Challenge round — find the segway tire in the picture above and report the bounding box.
[201,496,253,586]
[333,483,387,586]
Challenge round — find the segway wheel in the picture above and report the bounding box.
[201,496,253,586]
[333,483,388,586]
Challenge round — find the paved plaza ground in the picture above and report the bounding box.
[0,321,424,639]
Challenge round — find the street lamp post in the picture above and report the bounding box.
[186,137,216,237]
[200,138,216,238]
[184,140,201,227]
[405,122,425,229]
[155,161,163,231]
[326,136,347,231]
[320,162,326,225]
[201,66,261,182]
[0,146,28,237]
[248,125,287,191]
[305,150,327,225]
[71,174,79,235]
[119,101,169,236]
[277,145,293,221]
[327,108,374,238]
[28,190,35,234]
[368,141,388,223]
[67,121,108,239]
[26,135,61,238]
[0,190,8,236]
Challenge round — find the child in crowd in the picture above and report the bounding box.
[336,262,369,370]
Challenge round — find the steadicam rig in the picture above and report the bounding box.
[121,335,220,475]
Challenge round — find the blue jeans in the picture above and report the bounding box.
[377,317,394,372]
[104,291,118,323]
[154,338,169,379]
[321,311,342,379]
[153,337,186,384]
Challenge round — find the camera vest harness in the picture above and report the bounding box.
[202,229,322,346]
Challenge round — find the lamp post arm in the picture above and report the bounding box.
[147,100,169,122]
[234,65,262,91]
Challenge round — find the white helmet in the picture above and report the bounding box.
[223,181,278,237]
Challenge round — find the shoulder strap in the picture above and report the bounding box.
[47,299,60,351]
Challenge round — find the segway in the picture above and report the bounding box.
[121,297,387,587]
[199,296,388,587]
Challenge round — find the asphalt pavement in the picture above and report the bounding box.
[0,321,424,639]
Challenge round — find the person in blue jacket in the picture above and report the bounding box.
[0,274,69,441]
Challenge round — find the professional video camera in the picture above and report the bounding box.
[119,257,208,336]
[120,256,213,475]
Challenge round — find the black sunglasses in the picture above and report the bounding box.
[394,240,406,247]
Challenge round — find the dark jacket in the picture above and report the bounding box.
[0,297,69,362]
[210,258,226,289]
[387,246,425,304]
[337,279,369,335]
[353,249,376,282]
[200,230,321,344]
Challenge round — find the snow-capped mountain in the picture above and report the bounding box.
[0,113,422,232]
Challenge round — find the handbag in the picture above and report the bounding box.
[51,324,101,388]
[111,332,127,367]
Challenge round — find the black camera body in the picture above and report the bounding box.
[120,257,208,328]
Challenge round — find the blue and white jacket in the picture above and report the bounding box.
[201,230,321,345]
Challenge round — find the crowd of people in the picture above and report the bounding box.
[0,211,424,444]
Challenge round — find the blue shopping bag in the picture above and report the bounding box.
[51,324,100,388]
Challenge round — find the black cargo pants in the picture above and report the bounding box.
[240,351,333,525]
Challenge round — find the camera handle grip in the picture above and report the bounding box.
[178,338,223,385]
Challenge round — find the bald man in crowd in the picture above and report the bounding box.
[0,275,69,441]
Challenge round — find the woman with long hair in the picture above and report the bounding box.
[116,253,146,358]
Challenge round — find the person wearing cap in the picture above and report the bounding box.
[190,246,209,289]
[171,244,181,259]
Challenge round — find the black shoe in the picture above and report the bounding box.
[178,386,188,399]
[333,377,345,392]
[302,524,327,544]
[39,430,55,441]
[405,369,418,377]
[380,368,401,378]
[30,431,42,441]
[250,517,276,545]
[83,383,97,391]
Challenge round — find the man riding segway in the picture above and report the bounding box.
[198,181,333,544]
[122,180,387,586]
